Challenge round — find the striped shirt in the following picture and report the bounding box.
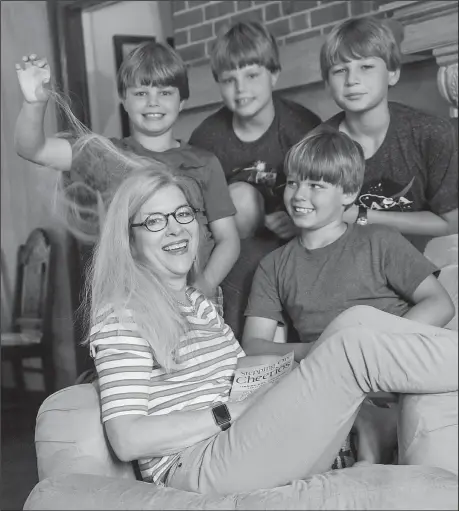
[89,287,245,484]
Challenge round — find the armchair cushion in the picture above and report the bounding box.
[35,383,135,482]
[26,384,458,510]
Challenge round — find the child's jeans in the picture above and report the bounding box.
[166,306,457,495]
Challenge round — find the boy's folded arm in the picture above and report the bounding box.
[242,316,312,362]
[345,206,458,237]
[14,100,72,171]
[403,273,455,327]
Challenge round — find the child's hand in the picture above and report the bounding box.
[264,211,298,240]
[15,54,51,103]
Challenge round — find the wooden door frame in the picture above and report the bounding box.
[46,0,122,131]
[46,0,122,374]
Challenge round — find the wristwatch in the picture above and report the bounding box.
[211,403,232,431]
[355,205,368,226]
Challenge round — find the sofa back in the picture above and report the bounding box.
[35,383,136,481]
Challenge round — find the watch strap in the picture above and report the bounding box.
[356,205,368,225]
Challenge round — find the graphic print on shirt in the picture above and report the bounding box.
[228,160,284,213]
[358,177,414,212]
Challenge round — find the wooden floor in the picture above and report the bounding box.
[1,391,43,510]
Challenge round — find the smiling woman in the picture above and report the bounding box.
[80,148,458,499]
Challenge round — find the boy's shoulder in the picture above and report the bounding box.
[259,237,302,271]
[388,102,455,137]
[275,96,320,122]
[189,104,233,143]
[177,141,222,167]
[326,102,453,138]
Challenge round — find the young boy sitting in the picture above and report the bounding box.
[189,21,321,337]
[242,125,454,362]
[320,16,458,254]
[242,125,455,466]
[14,42,240,303]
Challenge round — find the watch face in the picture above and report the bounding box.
[212,404,231,426]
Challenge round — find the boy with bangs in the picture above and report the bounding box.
[320,16,457,253]
[242,126,454,360]
[189,21,321,337]
[15,41,240,306]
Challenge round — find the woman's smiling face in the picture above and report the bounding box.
[132,185,199,284]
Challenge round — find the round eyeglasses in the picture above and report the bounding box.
[131,205,202,233]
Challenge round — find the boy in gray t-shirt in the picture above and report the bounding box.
[242,125,455,468]
[242,125,454,362]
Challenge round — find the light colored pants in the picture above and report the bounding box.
[167,306,458,495]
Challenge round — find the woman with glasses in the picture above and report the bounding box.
[85,163,457,506]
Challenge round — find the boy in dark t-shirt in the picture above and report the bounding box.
[189,21,321,338]
[320,16,458,253]
[243,126,454,360]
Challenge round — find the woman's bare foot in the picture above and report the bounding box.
[354,401,398,464]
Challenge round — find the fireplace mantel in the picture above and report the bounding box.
[184,0,458,117]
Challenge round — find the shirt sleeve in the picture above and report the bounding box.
[244,255,284,324]
[202,154,237,223]
[380,228,440,300]
[424,121,458,215]
[90,316,154,423]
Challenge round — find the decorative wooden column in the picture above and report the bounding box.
[383,0,458,118]
[434,46,458,118]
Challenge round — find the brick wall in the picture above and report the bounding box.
[172,0,396,67]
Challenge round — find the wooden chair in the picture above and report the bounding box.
[1,229,55,396]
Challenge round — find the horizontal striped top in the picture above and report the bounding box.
[89,287,245,484]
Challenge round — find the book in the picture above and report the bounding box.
[229,352,295,402]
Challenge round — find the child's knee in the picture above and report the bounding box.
[229,182,264,238]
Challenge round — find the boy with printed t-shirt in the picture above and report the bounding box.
[14,41,240,305]
[320,16,458,253]
[189,21,321,338]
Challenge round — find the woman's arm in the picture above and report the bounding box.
[402,274,455,327]
[104,398,253,462]
[344,206,458,237]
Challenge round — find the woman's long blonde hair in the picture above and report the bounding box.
[46,90,201,370]
[84,166,201,371]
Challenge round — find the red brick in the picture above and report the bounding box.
[253,1,270,4]
[188,56,211,67]
[285,28,320,44]
[266,18,290,38]
[205,1,235,20]
[231,7,263,24]
[265,2,281,21]
[190,23,213,42]
[171,1,187,13]
[174,7,204,29]
[282,0,318,16]
[175,29,189,47]
[236,1,253,11]
[206,38,217,54]
[178,41,206,62]
[350,0,377,16]
[310,2,348,27]
[290,12,309,31]
[214,18,233,36]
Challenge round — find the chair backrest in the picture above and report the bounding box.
[12,229,53,336]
